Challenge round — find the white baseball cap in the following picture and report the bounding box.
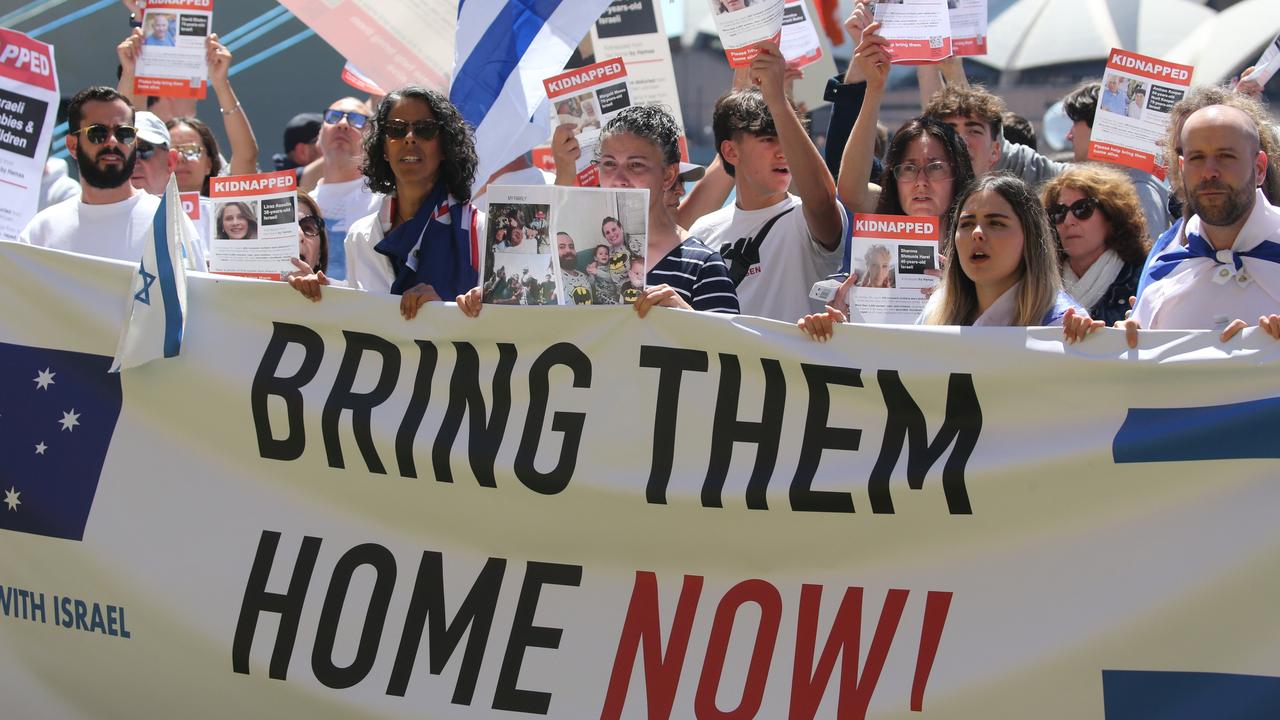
[678,162,705,182]
[133,111,170,146]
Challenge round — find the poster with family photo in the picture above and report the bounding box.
[482,185,649,306]
[483,186,559,306]
[134,0,213,99]
[543,57,633,186]
[846,213,940,324]
[207,170,299,279]
[1088,49,1193,180]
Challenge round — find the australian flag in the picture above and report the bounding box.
[0,342,122,541]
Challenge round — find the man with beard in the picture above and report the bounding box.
[19,87,204,268]
[557,231,594,304]
[1128,104,1279,340]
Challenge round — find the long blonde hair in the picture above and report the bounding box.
[923,174,1062,326]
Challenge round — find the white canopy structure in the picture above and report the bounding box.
[978,0,1216,72]
[1165,0,1280,85]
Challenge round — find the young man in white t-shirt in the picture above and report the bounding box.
[309,96,381,281]
[19,86,204,269]
[688,42,847,323]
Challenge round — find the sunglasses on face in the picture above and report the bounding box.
[135,141,168,161]
[174,143,204,161]
[1047,197,1101,225]
[384,119,441,141]
[73,124,137,145]
[892,160,953,183]
[324,109,369,129]
[298,215,322,238]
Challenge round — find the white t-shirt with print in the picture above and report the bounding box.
[688,193,844,322]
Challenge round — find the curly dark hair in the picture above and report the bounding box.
[712,87,806,177]
[1042,163,1150,264]
[166,116,222,195]
[598,104,682,167]
[876,117,976,230]
[1062,81,1101,128]
[67,86,133,133]
[361,85,477,202]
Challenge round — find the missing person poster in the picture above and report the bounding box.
[589,0,688,159]
[707,0,785,68]
[846,213,940,324]
[207,170,299,279]
[780,0,823,69]
[133,0,212,99]
[1088,49,1194,180]
[0,29,57,241]
[544,58,632,187]
[873,0,953,64]
[948,0,988,56]
[483,185,649,306]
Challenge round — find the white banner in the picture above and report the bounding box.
[3,241,1280,718]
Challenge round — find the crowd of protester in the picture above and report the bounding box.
[14,0,1280,346]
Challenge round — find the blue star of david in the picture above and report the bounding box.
[134,265,157,305]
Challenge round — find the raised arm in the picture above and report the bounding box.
[752,42,843,250]
[116,28,145,109]
[837,23,891,214]
[207,34,260,176]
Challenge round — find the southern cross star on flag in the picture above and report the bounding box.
[0,342,123,541]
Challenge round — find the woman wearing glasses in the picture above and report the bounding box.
[295,192,329,275]
[1041,164,1149,326]
[289,85,479,320]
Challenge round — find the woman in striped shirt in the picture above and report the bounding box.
[457,105,739,316]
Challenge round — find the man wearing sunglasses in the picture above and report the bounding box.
[129,111,177,196]
[308,97,380,281]
[19,86,204,270]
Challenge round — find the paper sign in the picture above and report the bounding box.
[780,0,823,69]
[133,0,212,99]
[544,58,633,187]
[1088,49,1194,180]
[207,170,299,279]
[707,0,785,68]
[483,185,649,306]
[1242,34,1280,87]
[948,0,988,57]
[590,0,688,160]
[0,28,58,241]
[873,0,953,64]
[846,213,940,323]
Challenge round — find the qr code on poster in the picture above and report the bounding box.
[928,35,943,48]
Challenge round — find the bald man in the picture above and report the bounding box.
[1128,104,1280,340]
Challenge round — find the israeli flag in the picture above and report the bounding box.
[110,177,190,372]
[450,0,615,194]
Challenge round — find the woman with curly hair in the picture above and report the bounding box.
[1041,164,1150,326]
[289,85,479,320]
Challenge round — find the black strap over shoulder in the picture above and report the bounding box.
[721,207,796,287]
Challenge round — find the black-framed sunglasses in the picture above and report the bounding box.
[384,119,441,141]
[73,124,137,145]
[1047,197,1101,225]
[892,160,953,183]
[298,215,322,238]
[324,109,368,129]
[135,141,168,160]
